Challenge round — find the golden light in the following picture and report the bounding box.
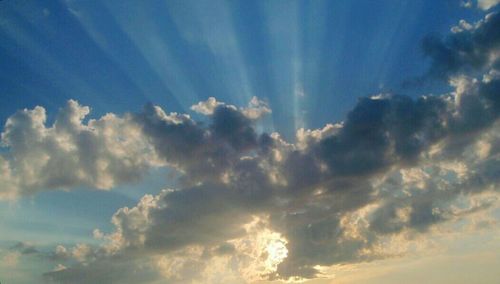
[264,234,289,271]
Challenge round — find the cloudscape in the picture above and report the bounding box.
[0,1,499,283]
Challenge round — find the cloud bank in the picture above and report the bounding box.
[1,12,499,284]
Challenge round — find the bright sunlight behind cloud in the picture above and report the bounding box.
[0,1,499,284]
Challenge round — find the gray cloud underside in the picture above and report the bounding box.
[423,10,500,79]
[2,12,499,284]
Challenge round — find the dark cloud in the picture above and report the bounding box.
[211,105,258,151]
[312,95,447,178]
[133,103,270,187]
[20,81,500,282]
[19,81,499,283]
[422,12,500,79]
[43,257,161,284]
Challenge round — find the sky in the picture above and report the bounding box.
[0,0,499,283]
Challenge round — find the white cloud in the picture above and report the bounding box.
[191,96,271,120]
[478,0,500,10]
[190,97,223,115]
[0,100,162,199]
[240,96,271,120]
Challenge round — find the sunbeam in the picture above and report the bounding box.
[0,1,499,283]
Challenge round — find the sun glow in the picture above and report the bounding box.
[264,232,289,271]
[154,217,290,283]
[232,216,289,276]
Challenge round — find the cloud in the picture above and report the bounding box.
[43,257,162,284]
[190,97,224,115]
[0,100,161,198]
[461,0,500,10]
[422,12,500,79]
[133,101,273,187]
[1,12,499,284]
[478,0,500,10]
[191,96,271,119]
[0,95,273,199]
[10,242,39,255]
[41,72,499,282]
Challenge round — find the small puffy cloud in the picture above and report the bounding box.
[461,0,474,8]
[240,96,272,120]
[190,97,224,115]
[191,96,271,120]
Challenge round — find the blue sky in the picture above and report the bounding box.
[0,0,488,136]
[0,1,499,283]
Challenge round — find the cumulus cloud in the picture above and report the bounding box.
[134,101,273,187]
[0,100,162,198]
[0,95,273,199]
[1,12,499,284]
[42,75,499,282]
[422,12,500,79]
